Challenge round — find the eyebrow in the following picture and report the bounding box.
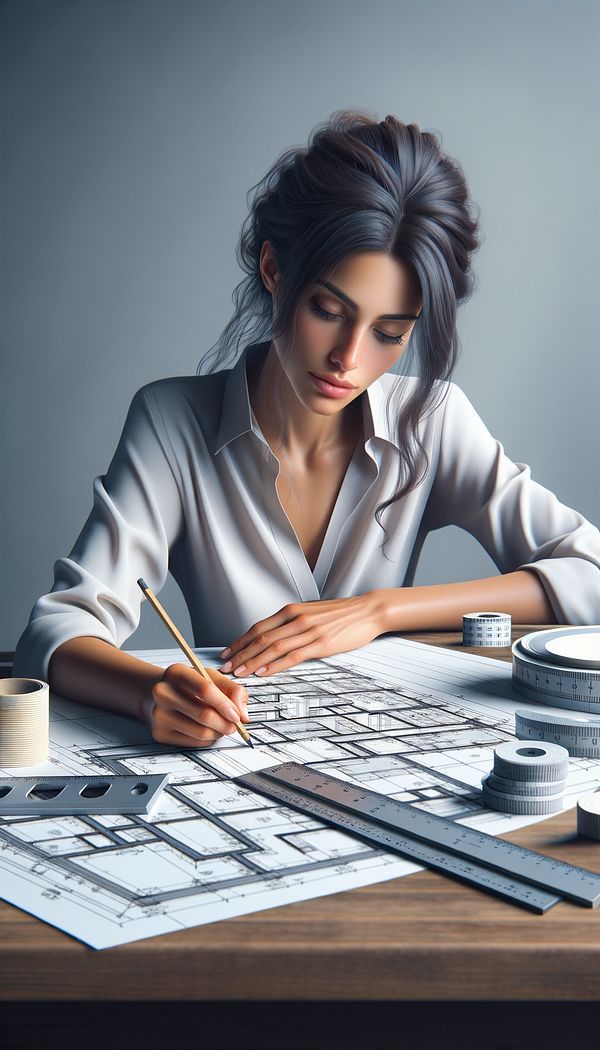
[316,281,419,320]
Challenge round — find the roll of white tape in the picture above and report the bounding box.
[481,773,564,814]
[486,770,567,797]
[0,678,49,768]
[493,739,569,782]
[462,611,511,647]
[577,791,600,841]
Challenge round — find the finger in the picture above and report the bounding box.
[205,668,250,721]
[166,663,247,724]
[182,667,249,721]
[153,703,232,745]
[236,628,318,678]
[218,606,297,664]
[251,640,318,677]
[221,618,309,675]
[153,722,221,749]
[154,697,239,747]
[156,678,242,735]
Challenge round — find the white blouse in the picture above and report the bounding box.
[13,340,600,684]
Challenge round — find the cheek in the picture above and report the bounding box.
[385,342,408,372]
[298,312,322,344]
[366,352,401,386]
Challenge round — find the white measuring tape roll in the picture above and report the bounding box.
[492,740,569,782]
[515,708,600,758]
[481,774,565,814]
[512,626,600,713]
[481,739,569,814]
[577,792,600,841]
[485,770,567,797]
[462,611,511,647]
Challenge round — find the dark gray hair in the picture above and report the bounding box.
[197,109,482,555]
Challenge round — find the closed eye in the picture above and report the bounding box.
[308,296,405,346]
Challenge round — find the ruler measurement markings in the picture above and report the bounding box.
[241,762,600,907]
[238,771,560,913]
[515,709,600,757]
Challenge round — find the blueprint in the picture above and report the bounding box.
[2,635,600,950]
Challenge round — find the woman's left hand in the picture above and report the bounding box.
[218,592,384,678]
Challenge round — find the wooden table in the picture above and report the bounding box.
[2,627,600,1050]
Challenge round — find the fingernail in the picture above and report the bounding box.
[255,666,266,675]
[220,647,231,658]
[234,665,246,675]
[227,706,240,721]
[220,661,232,672]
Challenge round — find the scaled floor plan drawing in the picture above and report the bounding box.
[2,637,600,949]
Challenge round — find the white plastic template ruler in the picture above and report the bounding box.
[236,762,600,912]
[0,773,170,815]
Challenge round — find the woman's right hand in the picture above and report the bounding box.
[141,662,250,747]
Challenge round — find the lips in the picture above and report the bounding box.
[310,372,355,390]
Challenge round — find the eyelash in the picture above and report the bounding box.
[308,296,405,346]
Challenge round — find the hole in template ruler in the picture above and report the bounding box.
[27,784,65,801]
[80,783,111,799]
[0,785,14,798]
[130,782,148,796]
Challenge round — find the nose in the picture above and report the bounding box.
[327,327,365,373]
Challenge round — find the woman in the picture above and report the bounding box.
[13,110,600,749]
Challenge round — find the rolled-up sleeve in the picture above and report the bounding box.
[12,385,184,683]
[423,382,600,624]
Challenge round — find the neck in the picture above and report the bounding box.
[247,343,362,464]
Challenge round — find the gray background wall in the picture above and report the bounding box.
[2,0,599,652]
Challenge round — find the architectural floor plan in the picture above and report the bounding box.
[2,636,600,949]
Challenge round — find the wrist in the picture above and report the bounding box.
[369,588,400,635]
[139,688,157,730]
[138,668,165,728]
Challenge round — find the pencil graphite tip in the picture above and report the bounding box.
[137,577,149,591]
[247,738,254,749]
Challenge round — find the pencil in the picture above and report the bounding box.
[136,577,253,748]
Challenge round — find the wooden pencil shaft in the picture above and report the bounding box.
[137,578,251,745]
[143,588,210,680]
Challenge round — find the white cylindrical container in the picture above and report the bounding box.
[0,678,49,768]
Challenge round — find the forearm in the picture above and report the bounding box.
[374,569,558,634]
[48,636,165,723]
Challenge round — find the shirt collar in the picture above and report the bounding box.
[213,340,397,455]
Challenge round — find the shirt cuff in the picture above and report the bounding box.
[517,558,600,626]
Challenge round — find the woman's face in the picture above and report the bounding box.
[265,247,423,417]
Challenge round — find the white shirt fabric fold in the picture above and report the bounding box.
[13,340,600,683]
